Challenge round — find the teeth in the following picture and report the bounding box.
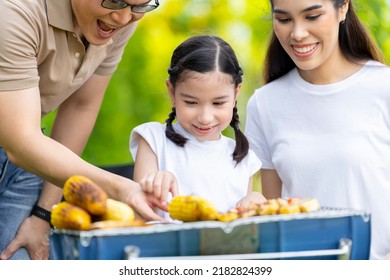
[293,44,316,54]
[100,29,111,34]
[100,29,113,34]
[99,21,117,33]
[105,23,117,29]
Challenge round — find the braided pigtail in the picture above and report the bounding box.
[230,104,249,164]
[165,107,188,147]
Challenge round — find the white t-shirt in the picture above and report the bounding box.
[130,122,261,215]
[245,61,390,260]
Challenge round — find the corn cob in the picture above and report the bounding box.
[257,199,279,215]
[98,199,135,222]
[89,219,149,230]
[63,175,107,215]
[296,198,320,212]
[217,210,239,222]
[279,203,300,214]
[51,201,91,230]
[168,195,202,222]
[237,205,258,219]
[168,195,219,222]
[198,198,219,221]
[257,197,321,216]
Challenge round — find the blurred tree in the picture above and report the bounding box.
[41,0,390,166]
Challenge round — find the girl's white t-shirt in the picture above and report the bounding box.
[130,122,261,215]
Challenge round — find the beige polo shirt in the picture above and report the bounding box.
[0,0,137,116]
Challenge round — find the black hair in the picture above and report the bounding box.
[165,35,249,164]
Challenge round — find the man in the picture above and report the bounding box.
[0,0,166,260]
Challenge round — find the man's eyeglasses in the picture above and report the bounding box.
[101,0,159,13]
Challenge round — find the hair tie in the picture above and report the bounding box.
[168,65,179,75]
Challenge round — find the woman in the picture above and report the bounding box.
[0,0,163,260]
[245,0,390,259]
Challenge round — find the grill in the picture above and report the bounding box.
[49,207,370,260]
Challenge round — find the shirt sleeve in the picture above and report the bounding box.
[247,149,262,176]
[245,91,275,169]
[129,122,165,161]
[0,2,40,90]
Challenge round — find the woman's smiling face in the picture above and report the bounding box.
[71,0,146,46]
[272,0,348,75]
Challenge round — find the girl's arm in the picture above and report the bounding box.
[134,137,179,205]
[133,137,159,182]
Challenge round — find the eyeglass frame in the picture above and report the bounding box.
[101,0,159,13]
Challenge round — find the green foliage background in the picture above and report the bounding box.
[42,0,390,166]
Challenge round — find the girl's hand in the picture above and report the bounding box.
[236,191,267,209]
[139,171,179,206]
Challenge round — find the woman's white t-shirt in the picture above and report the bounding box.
[245,61,390,259]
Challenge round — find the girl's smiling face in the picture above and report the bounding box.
[71,0,146,46]
[272,0,348,81]
[167,70,240,142]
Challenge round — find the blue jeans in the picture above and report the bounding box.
[0,147,43,260]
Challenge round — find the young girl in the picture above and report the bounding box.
[245,0,390,259]
[130,35,266,219]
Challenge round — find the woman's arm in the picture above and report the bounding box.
[261,169,282,199]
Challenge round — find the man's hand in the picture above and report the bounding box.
[0,216,50,260]
[124,182,171,222]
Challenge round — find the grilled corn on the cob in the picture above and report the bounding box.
[63,175,108,215]
[198,197,219,221]
[217,211,239,222]
[98,198,135,222]
[168,195,219,222]
[51,201,91,230]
